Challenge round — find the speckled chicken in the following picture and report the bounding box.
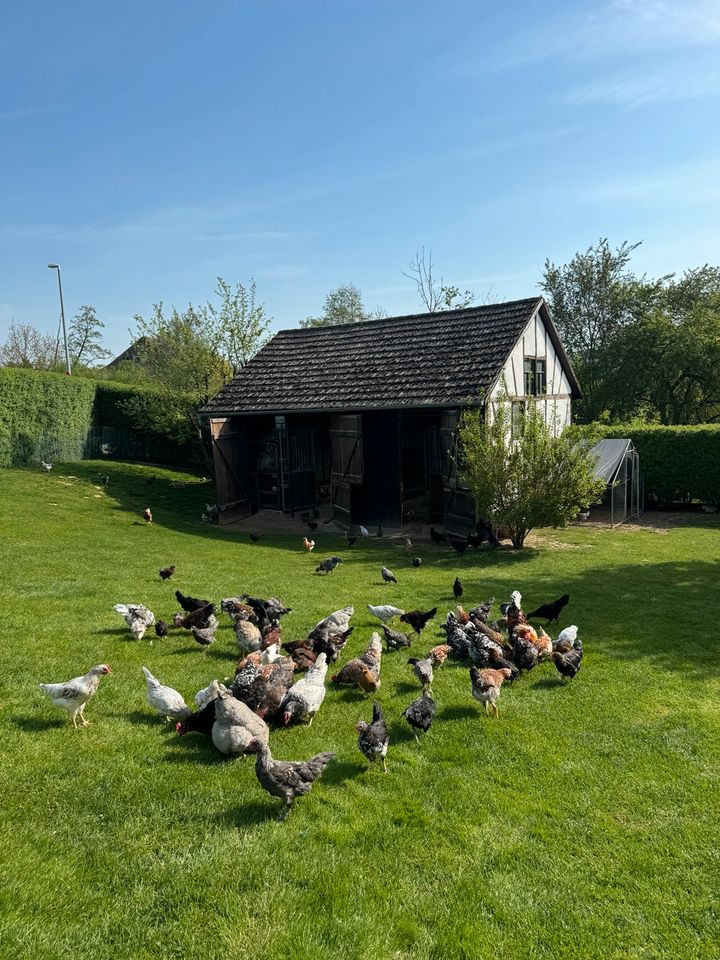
[552,638,583,679]
[231,653,294,720]
[211,687,270,756]
[381,624,411,651]
[403,691,436,740]
[39,664,111,728]
[281,652,329,725]
[331,633,382,692]
[356,701,389,772]
[407,656,434,692]
[236,619,264,653]
[247,738,335,821]
[470,666,513,717]
[113,603,155,640]
[141,666,191,720]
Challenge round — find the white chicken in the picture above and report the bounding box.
[113,603,155,640]
[367,604,405,623]
[194,678,223,710]
[311,605,354,634]
[39,664,111,728]
[142,667,191,721]
[41,461,53,471]
[211,687,270,756]
[281,653,328,726]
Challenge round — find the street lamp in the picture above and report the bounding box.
[48,263,71,375]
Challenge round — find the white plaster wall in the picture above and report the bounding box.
[488,309,572,433]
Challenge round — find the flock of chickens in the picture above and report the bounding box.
[38,553,583,821]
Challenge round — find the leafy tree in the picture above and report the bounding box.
[541,239,665,422]
[403,248,476,313]
[68,305,111,367]
[208,277,270,375]
[457,394,605,548]
[300,284,384,328]
[0,321,57,369]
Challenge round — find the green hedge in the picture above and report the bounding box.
[0,368,97,466]
[572,423,720,506]
[0,368,202,467]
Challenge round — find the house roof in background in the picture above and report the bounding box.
[201,297,581,415]
[105,336,150,368]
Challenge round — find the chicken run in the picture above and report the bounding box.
[40,563,582,821]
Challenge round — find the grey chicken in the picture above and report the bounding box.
[381,566,397,584]
[381,624,411,651]
[247,738,335,820]
[315,556,343,574]
[211,687,269,756]
[356,701,389,772]
[407,656,434,692]
[39,664,111,728]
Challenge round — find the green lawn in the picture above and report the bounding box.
[0,460,718,960]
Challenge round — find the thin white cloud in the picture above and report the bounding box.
[567,63,720,106]
[588,160,720,205]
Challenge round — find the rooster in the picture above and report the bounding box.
[39,664,111,728]
[303,537,315,552]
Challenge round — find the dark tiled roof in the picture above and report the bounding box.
[105,336,151,368]
[202,297,565,415]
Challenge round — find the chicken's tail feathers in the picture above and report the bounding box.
[113,603,129,615]
[371,701,384,724]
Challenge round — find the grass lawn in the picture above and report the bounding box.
[0,460,719,960]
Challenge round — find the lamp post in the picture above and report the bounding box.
[47,263,71,375]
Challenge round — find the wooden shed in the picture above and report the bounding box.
[200,297,581,530]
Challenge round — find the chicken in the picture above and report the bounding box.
[181,604,217,630]
[470,666,513,717]
[315,556,343,574]
[176,698,217,737]
[533,625,554,660]
[261,619,282,651]
[141,666,191,721]
[555,625,579,653]
[247,739,335,821]
[41,460,53,471]
[221,598,258,624]
[159,565,175,580]
[469,597,495,622]
[155,620,169,638]
[309,605,354,636]
[175,590,210,613]
[284,639,318,672]
[552,638,583,679]
[143,507,153,523]
[449,538,469,554]
[39,664,111,728]
[191,623,218,648]
[512,632,539,671]
[311,628,350,664]
[113,603,155,640]
[367,604,405,623]
[426,644,451,667]
[381,566,397,584]
[281,653,329,725]
[331,634,382,692]
[265,597,292,618]
[400,607,437,635]
[356,702,389,772]
[381,624,411,651]
[231,655,295,720]
[236,619,263,653]
[194,678,223,710]
[527,593,570,624]
[403,691,436,740]
[412,557,423,568]
[408,656,434,692]
[429,526,447,544]
[211,688,269,756]
[303,537,315,552]
[453,577,463,599]
[404,538,413,554]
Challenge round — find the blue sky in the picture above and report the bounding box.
[1,0,719,355]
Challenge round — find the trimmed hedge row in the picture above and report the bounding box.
[0,368,200,467]
[572,423,720,506]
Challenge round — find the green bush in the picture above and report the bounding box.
[0,368,97,466]
[571,423,720,505]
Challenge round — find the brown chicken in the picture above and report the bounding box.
[470,666,513,717]
[427,644,452,667]
[331,633,382,692]
[231,654,294,720]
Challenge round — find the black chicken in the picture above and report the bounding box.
[429,526,447,544]
[527,594,570,624]
[449,538,469,555]
[154,620,169,638]
[402,692,436,740]
[356,702,389,772]
[412,556,423,568]
[175,698,217,737]
[159,565,175,580]
[552,639,583,679]
[381,624,411,650]
[175,590,210,613]
[247,739,335,821]
[400,607,437,635]
[453,577,463,599]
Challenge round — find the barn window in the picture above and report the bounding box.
[524,358,546,396]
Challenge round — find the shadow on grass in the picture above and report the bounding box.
[13,716,65,732]
[124,710,167,727]
[388,720,418,743]
[213,801,276,828]
[438,704,476,721]
[321,758,364,786]
[531,676,567,691]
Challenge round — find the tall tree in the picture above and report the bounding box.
[457,394,604,548]
[0,321,57,368]
[300,284,383,328]
[208,277,270,375]
[403,248,476,313]
[68,305,111,367]
[540,239,665,422]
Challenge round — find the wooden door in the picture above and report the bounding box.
[209,419,253,523]
[330,414,363,525]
